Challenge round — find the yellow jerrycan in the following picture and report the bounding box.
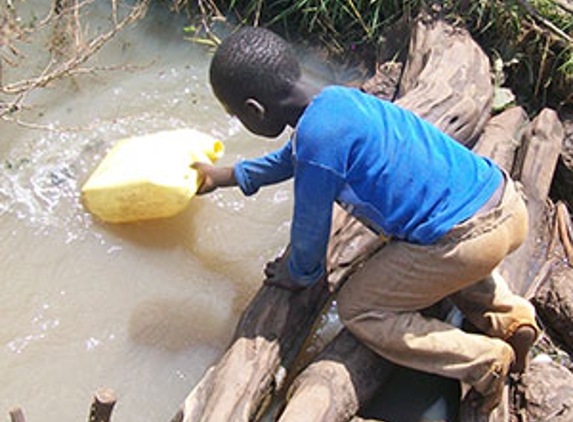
[81,128,224,223]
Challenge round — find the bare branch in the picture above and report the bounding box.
[1,0,150,96]
[516,0,573,44]
[547,0,573,15]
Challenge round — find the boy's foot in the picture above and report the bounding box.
[506,325,537,373]
[465,342,514,414]
[463,383,506,415]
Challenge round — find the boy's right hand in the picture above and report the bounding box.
[192,162,237,195]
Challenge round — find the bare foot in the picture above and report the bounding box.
[506,325,537,373]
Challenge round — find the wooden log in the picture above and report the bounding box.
[175,279,332,422]
[171,12,494,422]
[88,388,117,422]
[472,106,529,173]
[513,109,564,202]
[500,109,565,297]
[530,202,573,353]
[277,331,394,422]
[549,111,573,209]
[9,408,26,422]
[395,15,493,146]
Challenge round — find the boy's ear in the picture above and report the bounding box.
[244,98,266,121]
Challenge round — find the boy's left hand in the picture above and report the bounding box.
[264,253,305,292]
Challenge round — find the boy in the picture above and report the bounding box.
[194,26,539,413]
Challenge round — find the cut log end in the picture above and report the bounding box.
[89,388,117,422]
[9,408,26,422]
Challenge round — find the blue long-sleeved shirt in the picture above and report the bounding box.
[234,86,502,288]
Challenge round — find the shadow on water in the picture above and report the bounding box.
[99,201,206,251]
[128,296,232,352]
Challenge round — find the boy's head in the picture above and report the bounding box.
[209,27,302,137]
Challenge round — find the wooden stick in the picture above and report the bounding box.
[88,388,117,422]
[515,0,573,44]
[9,408,26,422]
[472,106,528,173]
[548,0,573,14]
[557,201,573,265]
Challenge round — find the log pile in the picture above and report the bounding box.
[170,10,573,422]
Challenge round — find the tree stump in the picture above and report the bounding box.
[88,388,117,422]
[9,408,26,422]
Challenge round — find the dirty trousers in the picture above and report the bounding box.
[337,176,540,396]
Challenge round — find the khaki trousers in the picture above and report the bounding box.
[337,176,539,396]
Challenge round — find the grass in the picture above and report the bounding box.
[176,0,572,110]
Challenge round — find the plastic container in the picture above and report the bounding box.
[81,129,224,223]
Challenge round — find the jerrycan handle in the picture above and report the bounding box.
[205,140,225,163]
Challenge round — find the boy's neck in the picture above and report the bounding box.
[280,79,322,128]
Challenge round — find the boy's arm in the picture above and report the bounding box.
[234,140,294,195]
[266,161,341,290]
[195,140,294,195]
[193,163,237,194]
[193,140,294,195]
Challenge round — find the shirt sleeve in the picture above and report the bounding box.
[288,161,342,288]
[233,140,294,196]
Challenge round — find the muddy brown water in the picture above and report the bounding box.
[0,3,315,421]
[0,3,460,421]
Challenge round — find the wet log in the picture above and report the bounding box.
[472,106,529,173]
[9,408,26,422]
[533,258,573,353]
[173,279,331,422]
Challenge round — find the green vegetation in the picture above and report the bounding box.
[178,0,572,111]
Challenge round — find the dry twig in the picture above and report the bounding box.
[516,0,573,44]
[556,201,573,265]
[1,0,151,122]
[548,0,573,15]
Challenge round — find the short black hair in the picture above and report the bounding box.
[209,27,301,106]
